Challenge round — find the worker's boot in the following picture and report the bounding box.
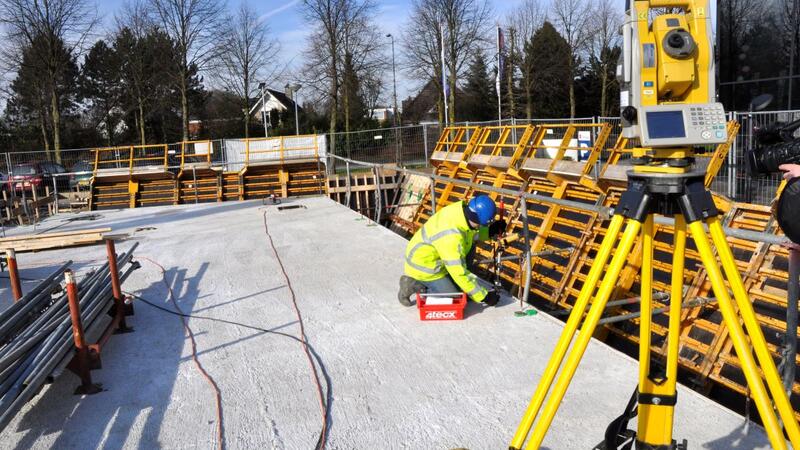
[398,275,424,307]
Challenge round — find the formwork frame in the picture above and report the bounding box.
[409,126,482,228]
[371,119,800,418]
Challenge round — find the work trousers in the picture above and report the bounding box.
[418,246,477,295]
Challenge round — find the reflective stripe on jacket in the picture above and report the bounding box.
[404,201,489,302]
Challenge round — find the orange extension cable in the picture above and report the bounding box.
[262,210,329,449]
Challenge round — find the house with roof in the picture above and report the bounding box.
[249,87,302,128]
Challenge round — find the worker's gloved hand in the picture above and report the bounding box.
[489,220,507,239]
[483,290,500,306]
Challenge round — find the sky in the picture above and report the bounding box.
[96,0,525,105]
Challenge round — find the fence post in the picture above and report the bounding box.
[374,166,382,222]
[395,126,401,167]
[345,161,352,207]
[20,187,28,223]
[511,117,518,143]
[422,124,429,167]
[52,176,59,216]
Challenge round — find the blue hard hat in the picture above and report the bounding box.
[467,195,496,226]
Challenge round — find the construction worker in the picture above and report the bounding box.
[398,194,506,307]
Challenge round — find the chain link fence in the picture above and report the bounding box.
[0,110,795,213]
[327,112,799,206]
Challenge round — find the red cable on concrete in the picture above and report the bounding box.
[138,256,225,450]
[262,210,329,450]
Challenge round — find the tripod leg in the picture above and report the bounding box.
[524,218,643,450]
[688,220,790,450]
[637,215,685,448]
[639,214,655,388]
[706,218,800,446]
[509,214,627,450]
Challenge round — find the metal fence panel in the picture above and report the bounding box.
[1,109,798,208]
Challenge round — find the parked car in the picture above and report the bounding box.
[69,161,94,189]
[8,162,68,193]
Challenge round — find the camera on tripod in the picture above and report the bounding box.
[742,98,800,244]
[745,119,800,176]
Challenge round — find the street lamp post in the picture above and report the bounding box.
[386,33,399,126]
[386,33,401,165]
[286,83,302,136]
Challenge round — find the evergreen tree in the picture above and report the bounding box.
[460,49,495,121]
[113,27,204,144]
[5,34,79,155]
[81,40,123,146]
[525,21,571,118]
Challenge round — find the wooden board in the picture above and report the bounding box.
[0,228,112,252]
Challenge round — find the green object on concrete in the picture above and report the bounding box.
[514,309,538,317]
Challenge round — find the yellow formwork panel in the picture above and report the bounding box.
[400,120,800,419]
[410,126,483,230]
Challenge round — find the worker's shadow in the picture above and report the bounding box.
[9,263,211,450]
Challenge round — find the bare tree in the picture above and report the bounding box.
[301,0,379,135]
[551,0,593,118]
[588,0,622,116]
[0,0,99,162]
[506,0,545,119]
[149,0,226,141]
[402,0,491,125]
[340,3,383,132]
[216,2,281,138]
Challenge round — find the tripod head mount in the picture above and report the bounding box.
[619,0,725,172]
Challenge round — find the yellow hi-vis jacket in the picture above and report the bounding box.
[404,200,489,302]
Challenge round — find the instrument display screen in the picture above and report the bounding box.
[645,111,686,139]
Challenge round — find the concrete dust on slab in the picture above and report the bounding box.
[0,197,771,449]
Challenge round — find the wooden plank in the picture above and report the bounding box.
[0,228,112,243]
[0,233,108,252]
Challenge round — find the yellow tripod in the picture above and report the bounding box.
[509,169,800,450]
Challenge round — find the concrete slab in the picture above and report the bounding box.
[0,197,770,449]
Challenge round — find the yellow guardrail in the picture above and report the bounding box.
[92,144,169,176]
[180,140,213,170]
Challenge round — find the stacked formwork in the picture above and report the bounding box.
[176,140,222,204]
[90,144,175,209]
[395,121,800,417]
[89,136,327,209]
